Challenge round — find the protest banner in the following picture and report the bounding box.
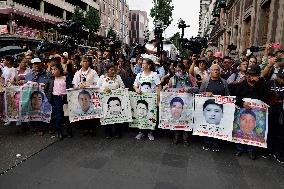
[193,95,236,141]
[0,78,5,120]
[20,82,52,123]
[129,92,157,130]
[159,89,194,131]
[100,89,132,125]
[67,88,102,123]
[5,86,21,121]
[232,98,268,148]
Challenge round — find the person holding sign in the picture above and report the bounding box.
[167,63,198,146]
[199,64,230,152]
[72,56,99,137]
[97,64,125,139]
[72,56,99,89]
[232,64,269,160]
[133,56,161,140]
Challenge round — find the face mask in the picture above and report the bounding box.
[175,71,183,77]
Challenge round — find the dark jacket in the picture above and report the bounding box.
[28,70,52,94]
[231,78,269,108]
[47,75,73,104]
[199,78,230,96]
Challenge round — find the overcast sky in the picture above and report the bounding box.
[127,0,200,39]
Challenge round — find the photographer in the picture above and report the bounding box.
[227,59,248,85]
[220,56,234,80]
[261,50,284,80]
[189,57,209,87]
[133,54,143,75]
[94,50,113,76]
[115,54,132,78]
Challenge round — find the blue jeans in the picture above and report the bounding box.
[53,95,67,133]
[236,144,256,152]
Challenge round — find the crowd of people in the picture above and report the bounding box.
[0,42,284,164]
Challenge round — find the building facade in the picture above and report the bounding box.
[98,0,129,43]
[198,0,211,37]
[128,10,149,44]
[0,0,99,47]
[199,0,284,57]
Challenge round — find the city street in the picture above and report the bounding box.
[0,128,283,189]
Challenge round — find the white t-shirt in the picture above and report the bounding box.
[1,66,16,84]
[194,67,209,81]
[97,75,125,92]
[133,71,161,93]
[72,68,99,88]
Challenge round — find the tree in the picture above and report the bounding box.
[150,0,174,29]
[107,27,117,41]
[71,6,84,23]
[85,8,101,33]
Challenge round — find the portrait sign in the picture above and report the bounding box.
[67,88,102,123]
[20,82,52,123]
[193,95,236,141]
[5,86,21,121]
[159,90,194,131]
[129,92,157,130]
[100,89,132,125]
[232,98,268,148]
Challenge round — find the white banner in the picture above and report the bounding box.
[129,92,157,130]
[193,95,236,141]
[67,88,102,123]
[100,89,132,125]
[159,89,194,131]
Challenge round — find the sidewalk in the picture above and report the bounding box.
[0,122,57,174]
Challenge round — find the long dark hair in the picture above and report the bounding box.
[143,58,155,71]
[50,62,64,76]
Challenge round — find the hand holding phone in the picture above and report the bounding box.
[272,43,281,49]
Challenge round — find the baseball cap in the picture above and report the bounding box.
[246,64,261,75]
[31,57,41,64]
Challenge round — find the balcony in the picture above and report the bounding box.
[217,0,227,8]
[212,7,221,17]
[13,3,62,24]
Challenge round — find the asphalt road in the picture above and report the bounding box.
[0,128,283,189]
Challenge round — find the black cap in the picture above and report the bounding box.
[246,64,261,75]
[277,66,284,77]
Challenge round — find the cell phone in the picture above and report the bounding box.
[276,57,283,62]
[272,43,281,49]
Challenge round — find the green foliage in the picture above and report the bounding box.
[150,0,174,29]
[85,8,101,33]
[107,27,117,40]
[71,6,84,23]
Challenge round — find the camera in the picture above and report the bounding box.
[196,74,202,82]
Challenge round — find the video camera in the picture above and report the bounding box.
[179,37,208,54]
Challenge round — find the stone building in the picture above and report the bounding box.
[128,10,149,44]
[98,0,129,43]
[199,0,284,57]
[0,0,99,47]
